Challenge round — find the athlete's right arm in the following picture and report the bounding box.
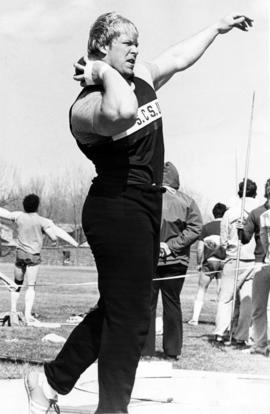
[71,61,138,137]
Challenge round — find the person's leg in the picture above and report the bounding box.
[141,279,160,357]
[10,263,25,314]
[214,260,235,337]
[215,273,222,297]
[45,188,162,413]
[189,267,212,324]
[94,190,161,413]
[161,264,187,357]
[24,265,40,323]
[214,260,224,299]
[234,277,253,342]
[231,292,240,338]
[252,266,270,352]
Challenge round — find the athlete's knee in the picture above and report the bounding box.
[14,278,24,292]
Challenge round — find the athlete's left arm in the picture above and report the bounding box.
[43,219,79,247]
[43,225,57,242]
[147,13,253,90]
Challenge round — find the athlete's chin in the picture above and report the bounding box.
[122,68,135,80]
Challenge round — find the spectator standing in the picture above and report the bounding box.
[213,179,258,347]
[239,178,270,355]
[142,161,202,359]
[188,202,227,326]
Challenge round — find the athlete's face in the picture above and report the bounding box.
[105,30,139,79]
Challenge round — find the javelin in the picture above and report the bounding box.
[229,91,256,343]
[0,270,18,291]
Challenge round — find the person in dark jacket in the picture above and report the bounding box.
[142,161,203,359]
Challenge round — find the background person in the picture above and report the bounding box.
[0,194,57,325]
[188,202,227,326]
[24,11,254,414]
[142,161,202,359]
[238,178,270,355]
[213,179,258,347]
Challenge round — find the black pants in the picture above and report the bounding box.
[44,185,162,413]
[142,263,187,357]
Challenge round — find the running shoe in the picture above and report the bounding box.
[24,369,60,413]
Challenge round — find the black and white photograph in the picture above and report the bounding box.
[0,1,269,413]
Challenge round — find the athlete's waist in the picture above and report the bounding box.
[90,179,165,196]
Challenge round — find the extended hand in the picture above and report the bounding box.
[217,14,253,34]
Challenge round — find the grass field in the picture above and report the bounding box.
[1,262,270,380]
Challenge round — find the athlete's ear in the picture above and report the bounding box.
[98,44,109,55]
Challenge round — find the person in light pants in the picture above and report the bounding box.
[214,179,258,346]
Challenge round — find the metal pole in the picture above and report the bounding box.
[229,91,255,343]
[235,148,239,195]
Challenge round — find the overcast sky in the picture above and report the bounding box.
[0,0,269,214]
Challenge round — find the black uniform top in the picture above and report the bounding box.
[69,76,164,189]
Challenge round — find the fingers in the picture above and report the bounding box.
[235,23,249,32]
[245,17,254,26]
[234,15,253,25]
[73,56,87,76]
[73,62,85,71]
[73,62,85,76]
[73,74,84,81]
[233,15,254,31]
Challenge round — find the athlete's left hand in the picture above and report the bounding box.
[217,14,253,34]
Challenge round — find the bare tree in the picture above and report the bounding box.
[63,166,93,233]
[0,159,20,207]
[0,160,94,234]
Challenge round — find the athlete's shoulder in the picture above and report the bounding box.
[36,215,53,228]
[12,211,23,221]
[134,61,155,89]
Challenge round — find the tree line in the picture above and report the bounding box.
[0,159,212,228]
[0,160,94,227]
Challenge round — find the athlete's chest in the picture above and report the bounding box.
[112,77,162,143]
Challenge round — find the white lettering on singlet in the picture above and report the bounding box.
[112,98,162,141]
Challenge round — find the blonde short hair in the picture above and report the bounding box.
[87,12,138,56]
